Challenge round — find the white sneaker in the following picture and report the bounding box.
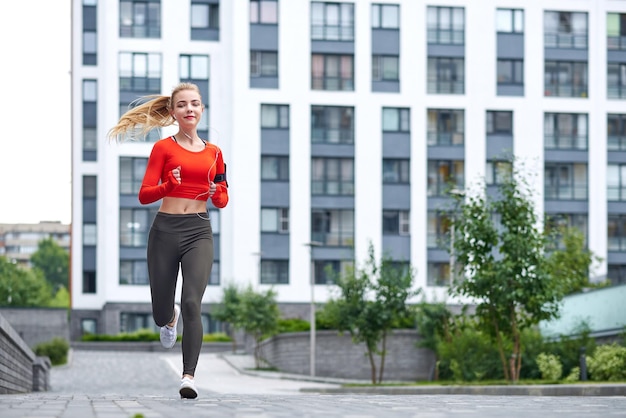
[179,376,198,399]
[159,304,180,349]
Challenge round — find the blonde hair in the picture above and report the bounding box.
[107,82,202,142]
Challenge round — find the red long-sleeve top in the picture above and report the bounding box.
[138,137,229,208]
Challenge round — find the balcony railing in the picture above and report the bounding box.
[544,135,587,150]
[544,33,588,49]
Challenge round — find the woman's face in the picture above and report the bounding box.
[171,89,203,128]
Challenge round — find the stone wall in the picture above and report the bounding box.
[0,313,50,394]
[0,307,69,349]
[258,329,436,382]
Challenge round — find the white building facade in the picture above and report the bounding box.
[70,0,626,339]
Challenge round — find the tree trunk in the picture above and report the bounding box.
[492,312,510,381]
[367,344,378,384]
[378,332,387,384]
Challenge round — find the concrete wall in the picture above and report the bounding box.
[0,308,69,349]
[258,329,436,382]
[0,313,50,394]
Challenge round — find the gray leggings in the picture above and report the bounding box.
[147,212,213,377]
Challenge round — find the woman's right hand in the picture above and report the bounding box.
[172,166,181,184]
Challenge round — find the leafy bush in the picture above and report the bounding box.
[202,332,231,342]
[536,353,562,381]
[278,318,310,333]
[81,329,230,343]
[587,343,626,381]
[34,337,69,366]
[564,366,580,382]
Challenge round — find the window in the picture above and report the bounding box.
[311,209,354,247]
[544,11,588,49]
[311,2,354,41]
[486,161,512,186]
[83,224,97,246]
[382,108,410,132]
[427,6,464,45]
[261,104,289,128]
[372,55,399,82]
[311,106,354,144]
[608,114,626,151]
[261,156,289,181]
[427,109,464,146]
[608,215,626,252]
[311,54,354,91]
[497,59,523,86]
[119,260,149,285]
[81,318,97,335]
[191,2,219,29]
[427,160,464,197]
[607,164,626,201]
[607,264,626,286]
[427,262,451,287]
[119,0,160,38]
[545,163,588,200]
[382,159,410,184]
[119,52,161,96]
[120,312,156,333]
[120,208,155,247]
[427,211,452,249]
[82,271,96,294]
[486,111,513,135]
[607,13,626,50]
[544,61,588,98]
[120,157,148,194]
[209,261,220,285]
[544,113,587,150]
[82,0,97,65]
[250,0,278,24]
[496,8,523,33]
[312,158,354,195]
[260,260,289,284]
[180,54,210,80]
[250,51,278,77]
[382,210,410,235]
[372,4,399,29]
[261,208,289,233]
[608,62,626,99]
[82,80,98,154]
[83,175,97,198]
[427,57,464,94]
[313,260,352,284]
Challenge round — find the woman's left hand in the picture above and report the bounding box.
[209,181,217,197]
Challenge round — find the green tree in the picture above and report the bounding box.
[0,256,51,307]
[238,285,280,368]
[449,167,563,381]
[30,237,69,292]
[212,282,244,353]
[322,243,419,384]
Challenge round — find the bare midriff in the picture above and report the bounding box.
[159,196,208,214]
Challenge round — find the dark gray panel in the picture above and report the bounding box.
[382,235,410,261]
[250,77,279,89]
[382,184,411,210]
[83,199,97,223]
[382,132,411,158]
[83,7,97,30]
[83,247,96,270]
[497,85,524,96]
[372,81,400,93]
[250,24,278,50]
[311,143,354,157]
[497,33,524,59]
[427,146,464,159]
[83,150,97,161]
[260,234,290,258]
[608,50,626,63]
[607,252,626,264]
[261,182,290,206]
[427,44,465,58]
[544,201,588,213]
[427,197,456,211]
[608,151,626,164]
[544,48,588,62]
[311,246,354,260]
[213,235,220,260]
[261,129,290,155]
[191,28,220,41]
[427,248,451,263]
[311,40,354,54]
[311,195,354,209]
[119,247,147,260]
[372,29,400,54]
[544,149,588,162]
[608,201,626,213]
[486,135,513,159]
[83,102,97,123]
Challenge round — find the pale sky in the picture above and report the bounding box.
[0,1,72,225]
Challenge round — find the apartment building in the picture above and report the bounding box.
[0,222,70,267]
[70,0,626,339]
